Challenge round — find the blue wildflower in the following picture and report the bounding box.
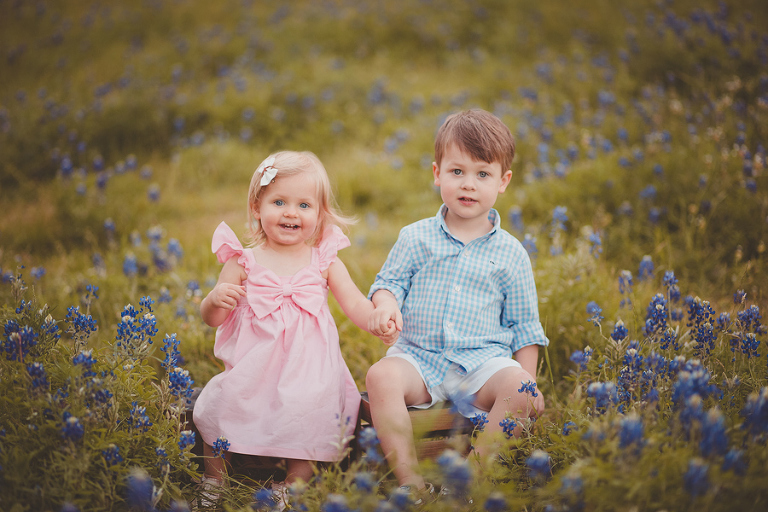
[507,206,524,232]
[30,266,46,280]
[322,494,349,512]
[518,380,538,397]
[169,367,194,399]
[588,381,618,413]
[588,232,602,258]
[212,436,230,459]
[562,421,577,436]
[3,323,37,362]
[611,320,628,341]
[586,301,604,326]
[525,450,551,480]
[672,364,719,406]
[470,413,489,432]
[437,449,472,496]
[178,430,195,452]
[522,234,538,259]
[550,206,568,236]
[499,417,518,438]
[358,427,383,464]
[129,402,153,432]
[61,412,84,441]
[618,270,633,307]
[722,449,747,475]
[644,293,668,336]
[72,349,98,377]
[483,491,508,512]
[733,289,747,305]
[619,414,644,450]
[741,388,768,438]
[27,362,49,390]
[102,444,123,466]
[638,256,654,281]
[700,408,728,458]
[125,468,154,511]
[161,333,181,370]
[354,471,376,492]
[737,305,762,333]
[683,459,709,497]
[123,253,138,277]
[570,347,593,372]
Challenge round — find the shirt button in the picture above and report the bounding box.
[454,285,461,292]
[446,322,453,329]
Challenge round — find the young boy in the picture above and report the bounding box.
[367,109,548,493]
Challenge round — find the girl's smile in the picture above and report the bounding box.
[254,173,319,249]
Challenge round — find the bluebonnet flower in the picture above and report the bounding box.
[186,280,201,298]
[507,206,524,232]
[693,321,716,358]
[619,414,644,450]
[358,427,383,464]
[637,256,654,282]
[740,387,768,438]
[687,297,715,330]
[611,320,628,341]
[672,364,719,406]
[61,412,84,440]
[115,299,158,359]
[733,289,747,305]
[322,494,349,512]
[123,253,138,277]
[644,293,668,336]
[30,266,46,280]
[588,232,602,258]
[158,288,172,304]
[212,436,230,458]
[550,206,568,236]
[156,447,169,468]
[737,305,762,333]
[102,444,123,466]
[522,234,538,259]
[570,347,592,372]
[3,321,37,363]
[499,417,517,438]
[518,380,538,397]
[470,413,489,432]
[161,333,181,369]
[562,421,577,436]
[716,312,731,331]
[586,301,603,326]
[72,349,98,377]
[722,449,747,475]
[525,450,551,480]
[27,361,49,390]
[663,271,681,302]
[168,367,193,399]
[178,430,195,452]
[588,382,618,413]
[354,471,376,492]
[483,491,508,512]
[66,306,97,343]
[437,449,472,496]
[129,402,153,432]
[618,270,633,307]
[125,468,154,511]
[683,459,709,497]
[739,333,760,359]
[700,408,728,458]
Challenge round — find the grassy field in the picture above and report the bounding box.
[1,0,767,510]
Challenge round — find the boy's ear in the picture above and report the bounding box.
[432,161,441,186]
[498,169,513,193]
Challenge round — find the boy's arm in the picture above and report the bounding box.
[369,289,402,346]
[513,344,539,380]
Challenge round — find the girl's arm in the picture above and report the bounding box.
[327,258,398,343]
[200,257,247,327]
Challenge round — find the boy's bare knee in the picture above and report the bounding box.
[366,359,393,392]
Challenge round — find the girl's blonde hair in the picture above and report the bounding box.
[246,151,354,247]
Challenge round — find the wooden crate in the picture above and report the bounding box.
[358,392,474,460]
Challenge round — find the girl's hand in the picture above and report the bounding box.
[207,283,246,310]
[369,303,402,345]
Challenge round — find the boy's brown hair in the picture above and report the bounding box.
[434,109,516,172]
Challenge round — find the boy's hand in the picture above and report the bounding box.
[207,283,246,310]
[369,304,402,346]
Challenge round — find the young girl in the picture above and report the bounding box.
[193,151,389,506]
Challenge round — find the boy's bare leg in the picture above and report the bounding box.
[471,367,543,460]
[366,357,431,488]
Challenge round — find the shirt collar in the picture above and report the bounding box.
[436,204,500,242]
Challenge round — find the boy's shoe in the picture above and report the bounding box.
[390,482,435,507]
[438,484,473,505]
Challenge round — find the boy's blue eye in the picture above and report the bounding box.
[478,171,489,178]
[452,168,462,175]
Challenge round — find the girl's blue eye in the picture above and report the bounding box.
[274,199,284,206]
[299,202,310,209]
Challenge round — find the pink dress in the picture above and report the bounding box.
[193,222,360,462]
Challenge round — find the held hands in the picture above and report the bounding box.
[368,303,402,346]
[206,283,247,310]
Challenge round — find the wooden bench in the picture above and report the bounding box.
[358,392,474,460]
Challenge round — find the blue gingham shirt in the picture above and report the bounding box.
[369,205,549,388]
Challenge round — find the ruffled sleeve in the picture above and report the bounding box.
[317,225,351,272]
[211,222,251,273]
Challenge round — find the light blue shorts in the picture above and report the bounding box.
[384,346,522,418]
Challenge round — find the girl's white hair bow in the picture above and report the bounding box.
[256,156,278,186]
